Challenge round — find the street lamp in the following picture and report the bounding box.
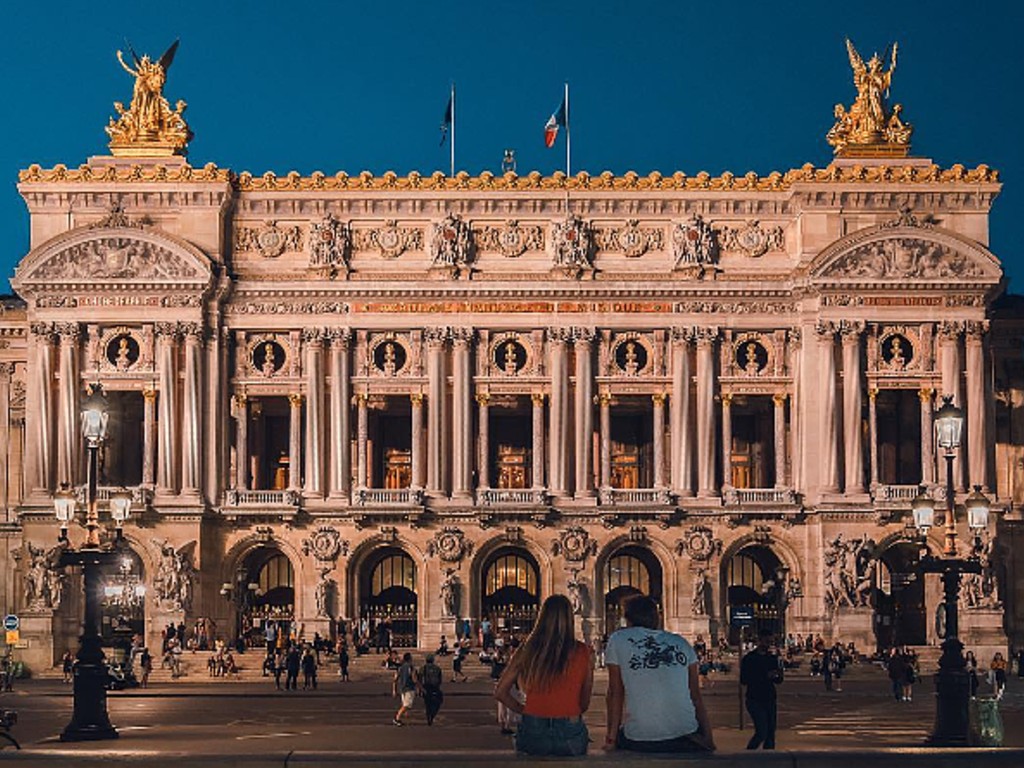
[53,383,134,742]
[913,395,988,747]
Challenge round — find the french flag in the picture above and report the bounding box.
[544,93,568,148]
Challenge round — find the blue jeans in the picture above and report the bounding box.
[515,714,589,756]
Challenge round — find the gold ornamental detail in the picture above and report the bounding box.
[106,41,192,157]
[827,39,912,158]
[20,164,998,189]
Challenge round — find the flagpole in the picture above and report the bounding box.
[450,82,456,178]
[564,82,570,176]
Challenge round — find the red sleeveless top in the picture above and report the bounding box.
[521,641,591,718]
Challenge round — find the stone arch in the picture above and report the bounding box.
[221,534,305,620]
[467,533,555,625]
[718,532,801,644]
[346,534,427,647]
[594,535,677,633]
[804,222,1002,287]
[13,224,214,294]
[872,530,944,649]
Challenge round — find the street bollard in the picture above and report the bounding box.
[970,696,1003,746]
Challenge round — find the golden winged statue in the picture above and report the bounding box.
[106,40,192,157]
[827,39,911,157]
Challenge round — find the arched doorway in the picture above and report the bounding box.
[360,547,417,647]
[481,547,540,637]
[99,549,145,650]
[724,545,786,645]
[236,548,295,648]
[603,546,663,636]
[873,541,925,650]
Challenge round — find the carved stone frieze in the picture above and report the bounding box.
[675,525,722,563]
[550,214,594,276]
[301,525,349,567]
[673,300,792,315]
[551,526,597,562]
[719,220,785,257]
[475,220,544,257]
[426,527,473,563]
[226,300,350,315]
[596,220,663,257]
[308,214,350,276]
[234,221,304,258]
[352,220,423,258]
[671,214,717,273]
[823,237,985,280]
[31,237,200,280]
[429,213,473,270]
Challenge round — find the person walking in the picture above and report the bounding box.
[302,645,318,690]
[494,594,593,757]
[966,650,980,698]
[61,650,74,684]
[604,594,715,753]
[138,647,152,688]
[452,641,468,682]
[990,652,1008,699]
[420,653,444,726]
[285,645,301,691]
[272,650,285,690]
[339,643,350,681]
[740,628,783,750]
[393,652,418,726]
[886,647,905,702]
[822,645,834,691]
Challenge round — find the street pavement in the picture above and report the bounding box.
[0,650,1020,758]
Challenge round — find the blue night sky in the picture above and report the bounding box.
[0,1,1021,290]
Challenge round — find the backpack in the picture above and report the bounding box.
[421,663,442,688]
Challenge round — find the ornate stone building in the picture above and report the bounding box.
[1,43,1021,670]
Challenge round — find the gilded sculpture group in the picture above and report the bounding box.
[105,38,912,160]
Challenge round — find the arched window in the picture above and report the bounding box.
[485,553,538,597]
[727,552,763,591]
[605,553,651,594]
[371,553,416,597]
[258,554,294,594]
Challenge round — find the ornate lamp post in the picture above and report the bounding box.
[54,384,135,742]
[912,395,989,746]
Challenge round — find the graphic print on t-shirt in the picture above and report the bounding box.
[626,634,690,670]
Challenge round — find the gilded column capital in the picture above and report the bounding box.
[531,392,546,406]
[772,392,788,407]
[144,386,159,402]
[288,393,304,408]
[652,393,666,406]
[597,392,612,407]
[409,392,424,406]
[918,387,934,403]
[353,393,368,406]
[475,393,490,406]
[721,393,733,407]
[868,387,879,401]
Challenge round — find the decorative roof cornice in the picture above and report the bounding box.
[18,163,999,191]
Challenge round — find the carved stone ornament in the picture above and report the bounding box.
[308,213,350,275]
[597,220,664,257]
[550,214,594,276]
[427,527,473,563]
[720,220,785,257]
[823,238,985,280]
[302,525,349,566]
[476,220,544,257]
[21,541,67,612]
[153,540,198,613]
[671,215,717,272]
[551,526,598,562]
[429,213,473,269]
[235,221,304,258]
[353,220,423,258]
[675,525,722,563]
[30,237,200,281]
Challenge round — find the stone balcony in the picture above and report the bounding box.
[477,488,549,507]
[722,487,797,506]
[352,487,425,507]
[75,484,154,510]
[598,488,674,506]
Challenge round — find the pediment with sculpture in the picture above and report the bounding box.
[807,217,1001,286]
[13,226,213,292]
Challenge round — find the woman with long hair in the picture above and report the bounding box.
[494,594,593,756]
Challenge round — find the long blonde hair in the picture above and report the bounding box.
[515,594,576,692]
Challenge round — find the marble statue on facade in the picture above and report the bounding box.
[567,568,584,616]
[22,542,66,612]
[315,569,333,619]
[440,568,458,618]
[153,540,197,612]
[691,569,710,616]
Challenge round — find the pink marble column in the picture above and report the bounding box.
[965,321,989,490]
[303,329,325,498]
[548,329,571,495]
[410,393,425,489]
[288,393,303,492]
[180,323,204,498]
[773,393,787,487]
[573,328,595,497]
[840,321,865,494]
[232,393,249,490]
[652,393,666,488]
[155,323,179,495]
[328,330,352,498]
[425,328,449,494]
[816,322,840,493]
[531,393,545,489]
[694,327,718,497]
[54,322,80,488]
[938,321,965,490]
[670,328,693,496]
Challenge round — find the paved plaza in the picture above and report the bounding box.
[0,652,1019,763]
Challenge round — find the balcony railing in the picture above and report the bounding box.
[872,484,930,504]
[223,489,300,507]
[478,488,549,506]
[723,487,796,505]
[75,485,154,509]
[352,488,425,507]
[598,488,674,506]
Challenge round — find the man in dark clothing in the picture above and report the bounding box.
[740,628,782,750]
[285,646,301,691]
[419,653,444,725]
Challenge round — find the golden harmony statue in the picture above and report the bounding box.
[106,40,192,157]
[827,39,912,158]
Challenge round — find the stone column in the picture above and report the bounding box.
[203,326,225,507]
[0,363,13,508]
[721,393,733,489]
[548,329,571,495]
[817,322,840,493]
[573,328,595,497]
[840,322,865,494]
[328,330,352,498]
[694,327,719,497]
[773,393,787,488]
[356,394,369,489]
[868,388,879,488]
[26,323,55,494]
[477,394,490,490]
[920,388,935,485]
[180,323,204,498]
[410,393,425,489]
[670,328,692,496]
[531,393,545,488]
[425,328,449,494]
[599,393,612,489]
[965,321,988,490]
[55,322,80,488]
[451,329,473,498]
[155,323,179,495]
[288,393,303,492]
[652,393,666,488]
[938,321,965,490]
[303,330,325,498]
[233,394,249,490]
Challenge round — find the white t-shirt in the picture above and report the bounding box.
[605,626,699,741]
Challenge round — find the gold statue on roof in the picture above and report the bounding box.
[827,39,911,158]
[106,40,192,157]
